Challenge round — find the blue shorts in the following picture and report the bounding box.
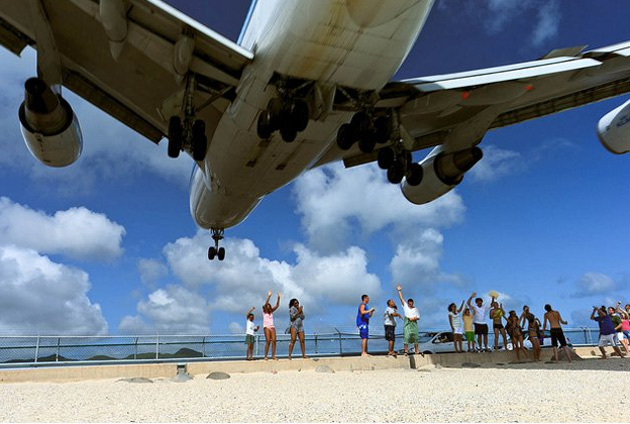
[358,324,369,339]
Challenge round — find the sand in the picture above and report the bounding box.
[0,357,628,422]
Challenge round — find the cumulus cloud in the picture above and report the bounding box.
[0,197,125,261]
[228,321,244,334]
[573,272,616,297]
[119,285,210,334]
[389,229,466,294]
[531,0,561,47]
[468,145,523,182]
[0,245,108,335]
[137,258,168,285]
[294,163,465,252]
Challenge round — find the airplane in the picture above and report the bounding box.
[2,0,630,261]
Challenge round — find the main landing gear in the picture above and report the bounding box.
[167,74,208,161]
[257,97,309,142]
[377,144,423,186]
[207,228,225,261]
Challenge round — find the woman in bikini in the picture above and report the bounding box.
[262,290,281,360]
[288,298,307,360]
[506,310,527,361]
[520,305,541,361]
[489,299,508,351]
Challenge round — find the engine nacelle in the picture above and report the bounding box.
[402,146,483,205]
[597,99,630,155]
[18,78,83,167]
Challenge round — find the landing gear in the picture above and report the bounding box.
[257,97,310,142]
[379,145,423,186]
[167,75,208,161]
[336,111,391,153]
[208,228,225,261]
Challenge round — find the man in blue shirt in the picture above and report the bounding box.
[357,294,375,357]
[591,306,625,359]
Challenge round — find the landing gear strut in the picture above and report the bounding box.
[167,75,208,161]
[207,228,226,261]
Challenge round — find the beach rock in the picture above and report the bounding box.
[315,365,335,374]
[206,372,230,380]
[117,377,153,384]
[461,362,481,368]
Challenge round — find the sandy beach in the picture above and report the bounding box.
[0,356,628,422]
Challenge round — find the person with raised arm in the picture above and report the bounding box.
[245,306,259,361]
[489,299,508,351]
[542,304,572,363]
[591,306,625,359]
[520,305,541,361]
[615,302,630,354]
[288,298,306,360]
[467,292,489,352]
[448,301,465,353]
[383,299,402,357]
[357,294,376,356]
[397,285,420,355]
[262,290,281,361]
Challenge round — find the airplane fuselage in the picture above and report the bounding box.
[190,0,434,230]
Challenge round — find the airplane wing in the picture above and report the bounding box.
[316,41,630,168]
[0,0,253,143]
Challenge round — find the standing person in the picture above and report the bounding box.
[357,294,376,356]
[448,301,465,353]
[591,306,625,359]
[288,298,307,360]
[608,305,624,350]
[505,310,527,361]
[462,307,476,352]
[384,299,401,357]
[262,290,281,361]
[542,304,572,363]
[490,300,508,351]
[467,292,489,352]
[397,285,420,355]
[520,306,541,362]
[245,307,259,361]
[615,303,630,354]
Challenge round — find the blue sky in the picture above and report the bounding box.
[1,0,629,335]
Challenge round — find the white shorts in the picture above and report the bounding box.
[618,332,625,341]
[599,334,617,347]
[453,328,462,335]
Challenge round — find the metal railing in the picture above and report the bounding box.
[0,327,601,367]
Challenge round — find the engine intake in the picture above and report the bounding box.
[597,99,630,155]
[18,77,83,167]
[402,146,482,205]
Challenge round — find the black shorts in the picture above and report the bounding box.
[474,323,488,335]
[384,325,396,342]
[493,323,504,330]
[550,328,567,347]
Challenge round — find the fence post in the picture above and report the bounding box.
[134,337,138,360]
[335,328,343,355]
[34,336,40,363]
[314,332,318,355]
[155,335,160,359]
[202,336,207,358]
[56,337,60,362]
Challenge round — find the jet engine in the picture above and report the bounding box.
[597,99,630,155]
[401,146,483,205]
[18,78,83,167]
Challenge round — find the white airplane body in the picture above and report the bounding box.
[2,0,630,260]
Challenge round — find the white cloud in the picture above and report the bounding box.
[294,163,465,252]
[0,245,108,335]
[228,321,244,334]
[137,258,168,285]
[574,272,616,297]
[468,145,523,182]
[119,285,210,334]
[531,0,561,47]
[161,231,382,315]
[0,197,125,261]
[389,228,466,294]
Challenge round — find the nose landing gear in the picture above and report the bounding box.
[207,228,225,261]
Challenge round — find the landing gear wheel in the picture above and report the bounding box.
[291,99,309,132]
[266,98,284,130]
[406,163,423,186]
[217,247,225,261]
[280,122,297,142]
[191,120,207,161]
[257,111,272,139]
[358,136,376,154]
[377,147,395,169]
[208,246,217,260]
[351,112,370,139]
[387,161,405,184]
[167,116,183,158]
[337,123,356,150]
[374,117,390,144]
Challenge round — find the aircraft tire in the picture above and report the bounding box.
[257,111,273,139]
[192,120,207,161]
[266,98,283,130]
[406,163,423,186]
[377,147,394,169]
[167,116,183,158]
[208,246,217,260]
[358,136,376,153]
[280,122,297,142]
[374,117,390,143]
[387,161,405,184]
[337,124,355,150]
[217,247,225,261]
[292,99,309,132]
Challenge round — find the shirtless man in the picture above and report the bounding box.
[542,304,572,363]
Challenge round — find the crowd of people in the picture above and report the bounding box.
[244,288,630,361]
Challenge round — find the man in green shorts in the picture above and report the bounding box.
[397,285,420,355]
